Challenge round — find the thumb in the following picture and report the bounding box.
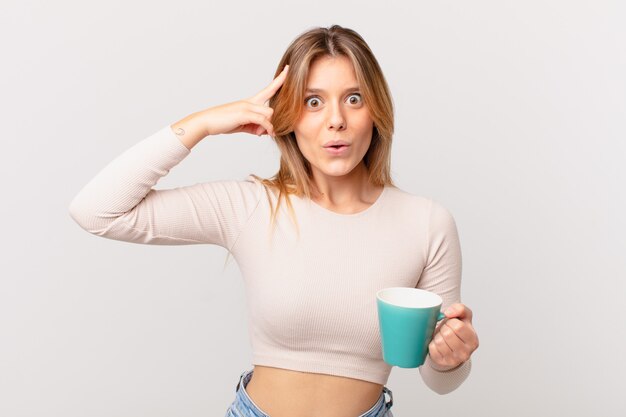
[444,304,459,318]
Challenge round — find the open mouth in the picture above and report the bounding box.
[324,144,349,155]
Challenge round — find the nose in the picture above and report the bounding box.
[327,101,346,131]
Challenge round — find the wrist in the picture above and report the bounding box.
[171,111,209,150]
[427,356,464,372]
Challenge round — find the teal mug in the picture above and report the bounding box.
[376,287,447,368]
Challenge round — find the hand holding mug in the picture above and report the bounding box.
[376,288,479,369]
[428,303,479,371]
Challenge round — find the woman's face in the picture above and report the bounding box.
[293,55,374,182]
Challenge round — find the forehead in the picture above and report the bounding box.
[306,55,358,89]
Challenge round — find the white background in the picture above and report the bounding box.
[1,0,624,416]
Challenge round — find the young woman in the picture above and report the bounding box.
[69,25,479,417]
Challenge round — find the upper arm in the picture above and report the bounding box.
[416,199,472,393]
[76,176,263,248]
[415,199,463,312]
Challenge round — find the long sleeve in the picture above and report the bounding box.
[416,199,472,394]
[68,124,263,249]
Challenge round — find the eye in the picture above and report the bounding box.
[304,96,321,108]
[347,93,362,105]
[304,93,363,109]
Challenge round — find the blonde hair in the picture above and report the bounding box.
[223,24,396,269]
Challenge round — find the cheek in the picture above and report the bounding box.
[356,113,374,132]
[293,117,310,138]
[296,115,323,135]
[356,118,374,149]
[294,118,322,149]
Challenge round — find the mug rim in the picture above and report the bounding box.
[376,287,442,308]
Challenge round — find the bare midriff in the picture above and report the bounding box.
[243,365,385,417]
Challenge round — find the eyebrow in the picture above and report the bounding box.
[305,86,360,94]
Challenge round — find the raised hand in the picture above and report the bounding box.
[200,65,289,138]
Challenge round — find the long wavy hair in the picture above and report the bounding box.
[223,24,396,269]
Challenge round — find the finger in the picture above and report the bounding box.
[434,329,454,356]
[445,303,473,322]
[444,318,476,345]
[440,322,465,351]
[433,318,444,333]
[428,340,445,364]
[254,125,265,136]
[429,334,452,366]
[434,316,448,334]
[442,319,467,344]
[251,65,289,105]
[247,102,274,120]
[249,113,274,137]
[442,324,473,363]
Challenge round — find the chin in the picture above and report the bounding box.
[319,166,357,177]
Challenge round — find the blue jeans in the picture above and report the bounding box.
[225,369,395,417]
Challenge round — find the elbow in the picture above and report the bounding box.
[419,357,472,395]
[68,196,105,235]
[420,376,459,395]
[428,385,456,396]
[68,198,93,233]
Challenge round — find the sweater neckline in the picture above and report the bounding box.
[307,186,389,218]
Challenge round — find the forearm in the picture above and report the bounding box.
[171,111,209,150]
[419,356,472,395]
[68,125,190,235]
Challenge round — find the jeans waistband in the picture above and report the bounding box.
[235,369,393,413]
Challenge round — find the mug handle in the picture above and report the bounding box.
[437,311,447,321]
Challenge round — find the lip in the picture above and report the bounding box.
[323,140,350,147]
[324,144,350,155]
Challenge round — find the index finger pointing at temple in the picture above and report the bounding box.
[251,65,289,105]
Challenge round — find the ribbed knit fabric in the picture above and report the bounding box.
[69,125,472,394]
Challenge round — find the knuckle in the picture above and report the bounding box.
[450,320,463,332]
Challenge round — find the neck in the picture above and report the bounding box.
[310,163,375,205]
